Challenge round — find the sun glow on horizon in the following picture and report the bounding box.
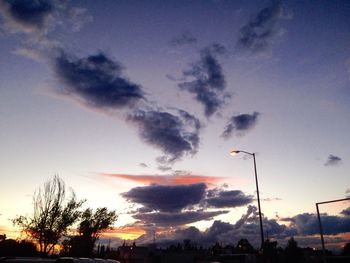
[103,226,146,240]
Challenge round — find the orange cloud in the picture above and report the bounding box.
[100,173,227,186]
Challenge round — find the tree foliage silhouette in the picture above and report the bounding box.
[0,235,37,256]
[284,237,302,263]
[13,175,85,255]
[341,242,350,256]
[68,207,117,257]
[236,238,254,253]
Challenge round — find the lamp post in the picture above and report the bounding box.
[230,150,265,249]
[316,197,350,263]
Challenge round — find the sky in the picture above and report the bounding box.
[0,0,350,250]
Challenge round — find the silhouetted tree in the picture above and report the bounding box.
[212,242,223,256]
[0,234,6,242]
[68,207,117,257]
[0,237,37,256]
[341,242,350,256]
[13,175,85,255]
[285,237,302,263]
[263,239,278,263]
[236,238,254,253]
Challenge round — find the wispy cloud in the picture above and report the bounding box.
[222,112,260,139]
[340,207,350,216]
[0,0,55,34]
[100,173,226,186]
[139,163,148,168]
[170,32,197,46]
[262,197,282,202]
[0,0,91,36]
[324,154,342,166]
[237,1,290,53]
[178,44,228,117]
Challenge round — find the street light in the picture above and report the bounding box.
[230,150,265,249]
[316,197,350,263]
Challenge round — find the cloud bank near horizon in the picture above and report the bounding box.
[122,183,254,228]
[114,205,350,249]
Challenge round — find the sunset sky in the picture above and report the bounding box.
[0,0,349,250]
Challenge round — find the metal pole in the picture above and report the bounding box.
[253,153,265,249]
[315,198,350,263]
[316,203,326,263]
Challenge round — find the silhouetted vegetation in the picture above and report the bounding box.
[63,208,117,257]
[11,175,117,257]
[341,242,350,256]
[114,238,345,263]
[236,238,255,253]
[284,237,302,263]
[263,239,281,263]
[2,176,349,262]
[0,234,37,256]
[13,175,85,255]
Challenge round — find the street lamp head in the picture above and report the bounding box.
[230,150,240,156]
[230,149,254,156]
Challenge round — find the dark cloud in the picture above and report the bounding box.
[157,165,172,172]
[206,189,253,208]
[340,207,350,216]
[284,213,350,236]
[122,183,255,229]
[0,0,91,35]
[139,163,148,168]
[128,109,200,163]
[122,183,207,213]
[170,32,197,46]
[131,207,154,214]
[55,51,201,164]
[133,210,228,227]
[54,51,145,109]
[126,205,348,248]
[178,44,228,117]
[0,0,54,33]
[237,1,289,53]
[207,220,234,236]
[222,112,260,139]
[202,43,227,56]
[150,205,294,247]
[324,154,342,166]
